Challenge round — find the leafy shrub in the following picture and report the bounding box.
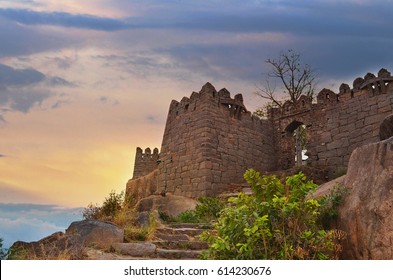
[201,169,341,260]
[101,190,124,219]
[176,210,199,223]
[194,197,225,221]
[82,203,102,220]
[173,197,225,223]
[318,185,348,228]
[83,190,125,222]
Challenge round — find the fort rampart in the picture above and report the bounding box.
[126,68,393,201]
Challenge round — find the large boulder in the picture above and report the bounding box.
[9,232,83,259]
[338,136,393,259]
[10,220,124,259]
[136,194,198,217]
[66,220,123,249]
[379,114,393,141]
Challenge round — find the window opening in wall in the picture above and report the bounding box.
[286,121,308,168]
[294,124,308,167]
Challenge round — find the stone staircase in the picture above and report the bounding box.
[84,222,211,260]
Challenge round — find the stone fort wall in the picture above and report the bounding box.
[127,68,393,200]
[155,82,276,197]
[270,68,393,178]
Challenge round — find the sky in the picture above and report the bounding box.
[1,0,393,246]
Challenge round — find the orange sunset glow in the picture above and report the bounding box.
[1,0,393,248]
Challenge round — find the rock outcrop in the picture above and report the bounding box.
[10,220,123,259]
[379,114,393,141]
[136,194,198,217]
[10,231,83,260]
[337,136,393,259]
[66,220,124,249]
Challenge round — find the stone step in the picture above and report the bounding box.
[156,248,203,259]
[219,187,253,198]
[155,232,190,241]
[108,242,204,260]
[167,222,212,229]
[111,242,156,258]
[156,227,206,237]
[152,240,208,250]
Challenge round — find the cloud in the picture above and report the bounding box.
[46,76,76,87]
[0,87,50,113]
[145,114,160,124]
[0,64,45,86]
[0,203,83,248]
[0,64,74,116]
[0,17,75,57]
[0,8,129,31]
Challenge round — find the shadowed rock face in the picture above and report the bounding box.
[338,136,393,259]
[379,114,393,141]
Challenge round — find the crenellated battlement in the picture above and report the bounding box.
[128,68,393,200]
[268,68,393,119]
[167,82,251,124]
[132,147,159,179]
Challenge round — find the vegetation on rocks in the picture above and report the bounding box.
[200,169,343,260]
[82,190,157,243]
[83,190,125,221]
[175,197,225,223]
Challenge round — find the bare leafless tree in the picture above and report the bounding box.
[255,50,317,167]
[255,49,317,108]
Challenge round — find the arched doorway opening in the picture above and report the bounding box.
[285,121,308,168]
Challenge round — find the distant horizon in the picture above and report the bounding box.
[0,202,83,248]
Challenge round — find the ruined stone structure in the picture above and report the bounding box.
[127,68,393,200]
[132,147,159,179]
[271,68,393,178]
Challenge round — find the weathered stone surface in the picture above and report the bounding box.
[135,211,150,227]
[127,69,393,204]
[112,242,156,257]
[66,220,124,249]
[126,169,158,207]
[156,248,202,259]
[311,175,346,199]
[152,241,208,250]
[155,227,205,237]
[133,147,159,179]
[155,233,190,242]
[338,137,393,259]
[379,114,393,140]
[136,194,197,217]
[10,232,83,260]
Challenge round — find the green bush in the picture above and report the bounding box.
[176,210,199,223]
[318,185,348,228]
[173,197,225,223]
[83,190,124,221]
[201,169,341,260]
[101,190,124,219]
